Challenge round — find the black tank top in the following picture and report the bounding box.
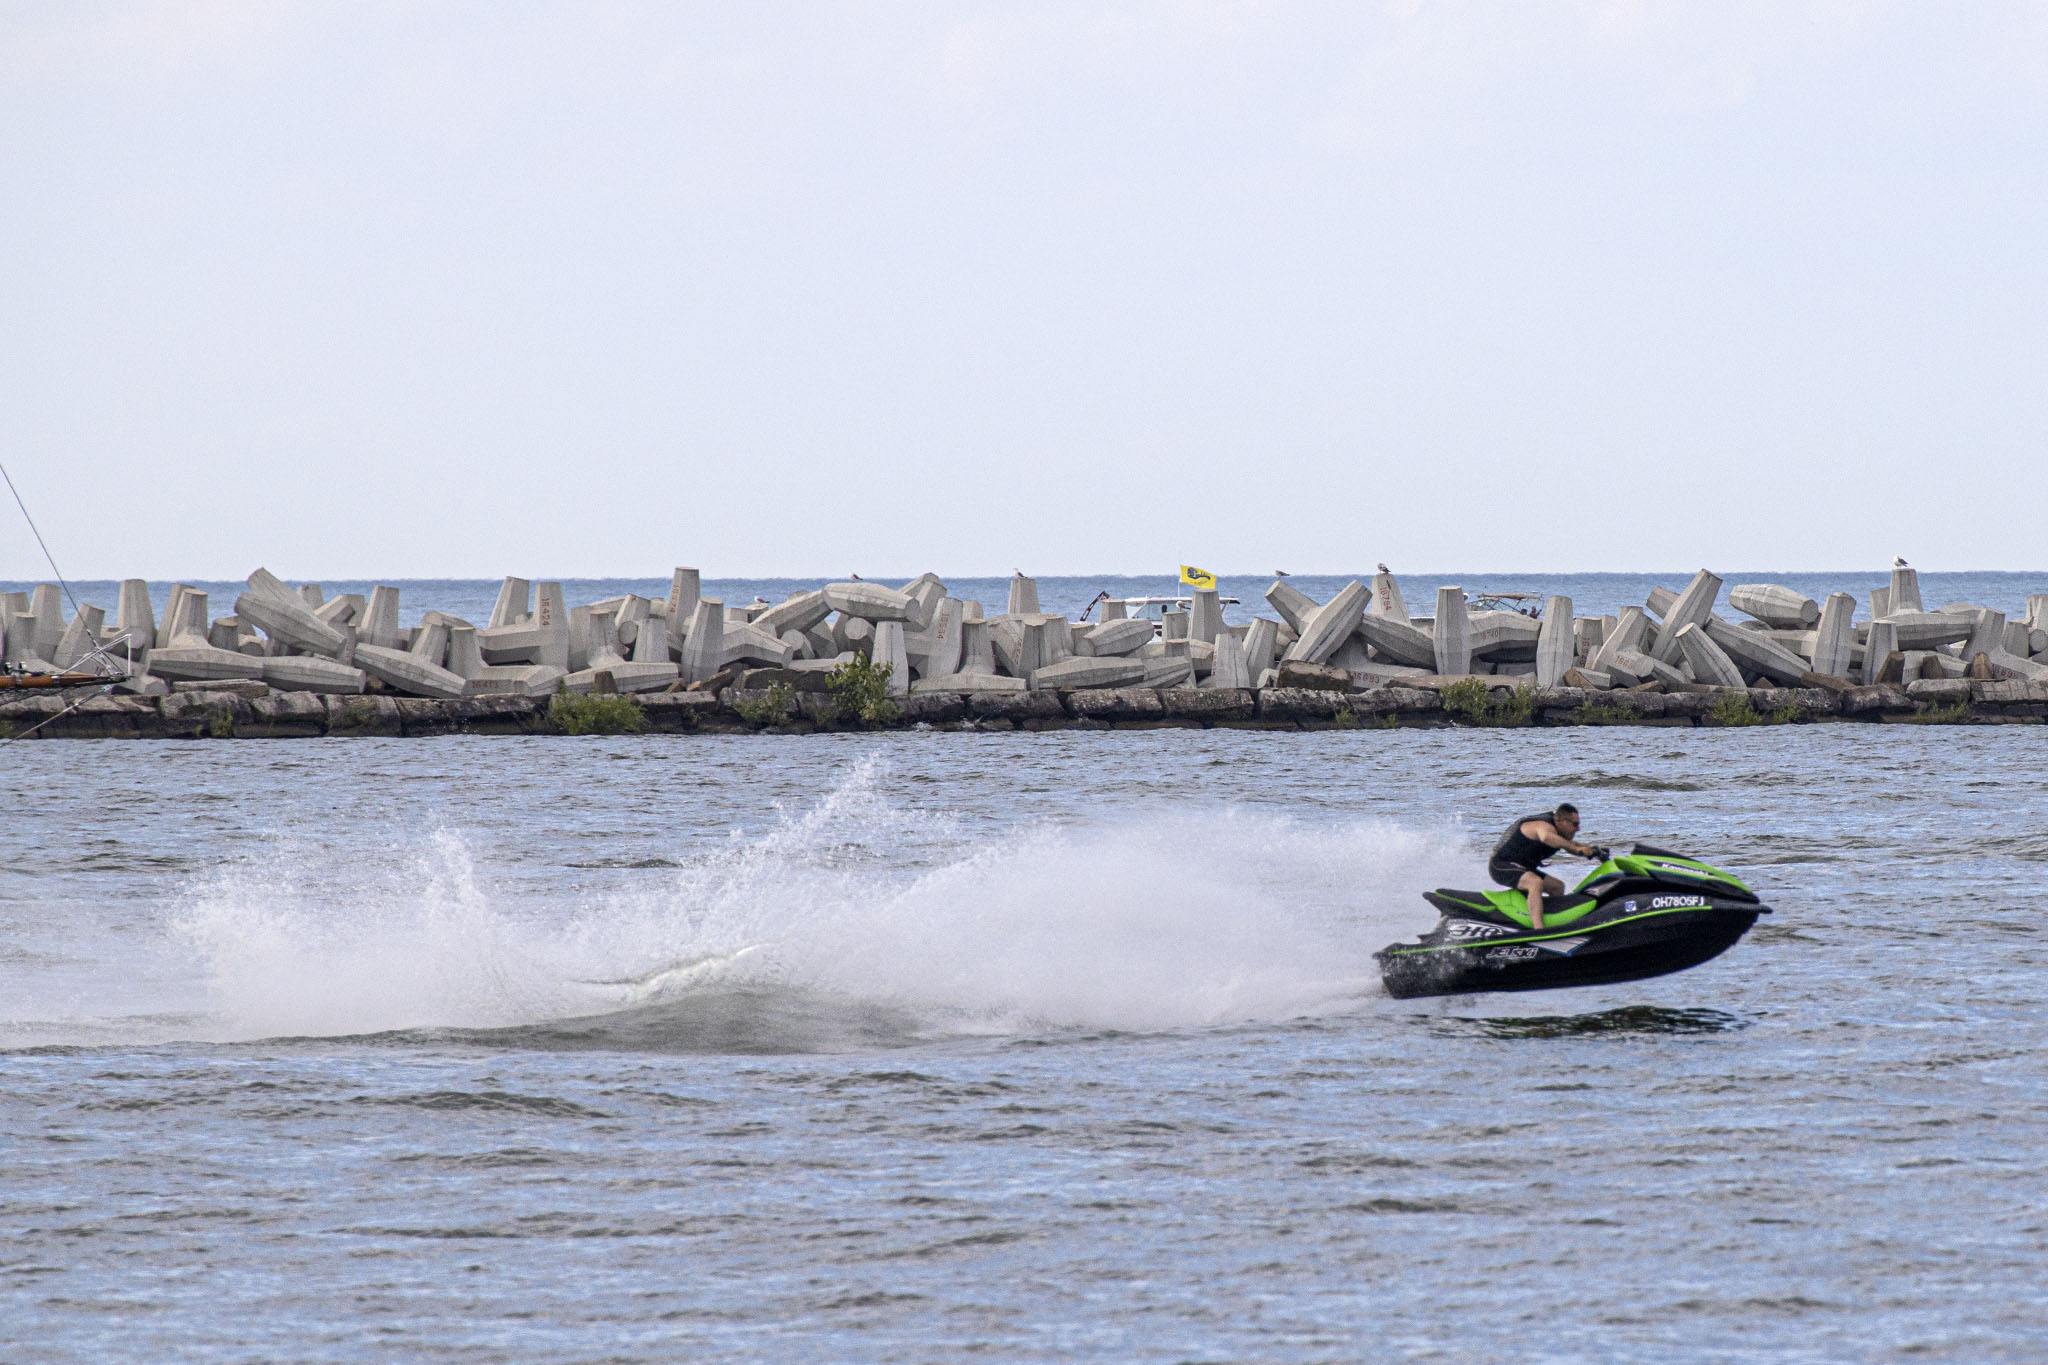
[1494,812,1561,869]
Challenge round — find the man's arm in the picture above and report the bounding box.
[1522,820,1597,858]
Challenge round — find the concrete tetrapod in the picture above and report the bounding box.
[1141,657,1195,688]
[3,611,51,670]
[911,598,964,678]
[1676,624,1747,690]
[1432,587,1472,676]
[111,579,155,658]
[243,567,308,608]
[1356,612,1437,669]
[147,643,267,683]
[679,600,726,683]
[1265,580,1317,633]
[235,591,349,658]
[912,672,1027,693]
[656,571,697,647]
[566,606,597,673]
[833,615,874,656]
[872,621,911,696]
[1961,610,2012,669]
[960,621,997,675]
[822,581,916,622]
[155,585,191,648]
[1890,565,1923,614]
[489,577,531,628]
[989,619,1041,678]
[1285,581,1369,665]
[1535,596,1574,687]
[722,621,794,668]
[445,625,485,678]
[1606,649,1687,688]
[1703,616,1810,685]
[1188,588,1223,644]
[478,582,570,669]
[898,575,944,632]
[1589,606,1654,676]
[261,656,366,693]
[51,605,108,671]
[1730,584,1820,629]
[358,586,405,650]
[28,585,64,660]
[1574,616,1610,659]
[753,590,833,637]
[563,661,679,694]
[1205,632,1252,690]
[1241,618,1281,678]
[1007,574,1041,617]
[1030,657,1148,691]
[315,595,362,629]
[1863,621,1899,683]
[1883,612,1974,650]
[1650,570,1724,665]
[1369,570,1409,622]
[163,589,210,646]
[1810,593,1856,679]
[352,644,468,699]
[632,616,669,664]
[1041,615,1074,664]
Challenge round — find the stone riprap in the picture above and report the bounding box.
[5,567,2048,736]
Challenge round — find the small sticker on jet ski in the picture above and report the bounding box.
[1446,920,1519,940]
[1485,945,1541,965]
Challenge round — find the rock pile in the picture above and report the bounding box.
[4,565,2046,711]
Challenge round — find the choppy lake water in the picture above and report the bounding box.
[4,727,2046,1361]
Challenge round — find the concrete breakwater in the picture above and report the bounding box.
[4,565,2046,737]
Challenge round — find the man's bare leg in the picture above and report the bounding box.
[1518,871,1547,929]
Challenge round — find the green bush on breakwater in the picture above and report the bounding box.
[548,691,646,736]
[733,682,796,727]
[827,657,899,729]
[1440,679,1535,727]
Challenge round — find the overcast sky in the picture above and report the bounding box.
[3,2,2044,579]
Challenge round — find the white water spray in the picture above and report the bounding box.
[172,760,1466,1044]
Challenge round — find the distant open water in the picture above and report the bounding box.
[9,571,2047,630]
[3,726,2046,1361]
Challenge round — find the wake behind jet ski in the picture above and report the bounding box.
[1375,844,1769,999]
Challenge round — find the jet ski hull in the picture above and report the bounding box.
[1376,904,1763,999]
[1377,847,1770,999]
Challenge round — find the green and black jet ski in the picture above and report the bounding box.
[1376,844,1769,999]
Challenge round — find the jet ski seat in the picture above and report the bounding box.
[1425,888,1600,927]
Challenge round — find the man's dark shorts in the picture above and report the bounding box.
[1488,857,1546,888]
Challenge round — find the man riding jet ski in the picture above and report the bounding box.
[1375,808,1769,999]
[1489,805,1602,930]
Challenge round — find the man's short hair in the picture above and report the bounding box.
[1555,802,1579,817]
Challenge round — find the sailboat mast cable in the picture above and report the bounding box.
[0,458,82,617]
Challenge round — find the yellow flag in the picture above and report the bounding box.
[1179,564,1217,590]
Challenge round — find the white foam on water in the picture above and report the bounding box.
[168,758,1465,1044]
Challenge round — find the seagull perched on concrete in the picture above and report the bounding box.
[1377,562,1390,574]
[1893,556,1910,568]
[1274,569,1290,577]
[849,571,861,580]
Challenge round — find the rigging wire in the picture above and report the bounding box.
[0,457,82,617]
[3,457,125,742]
